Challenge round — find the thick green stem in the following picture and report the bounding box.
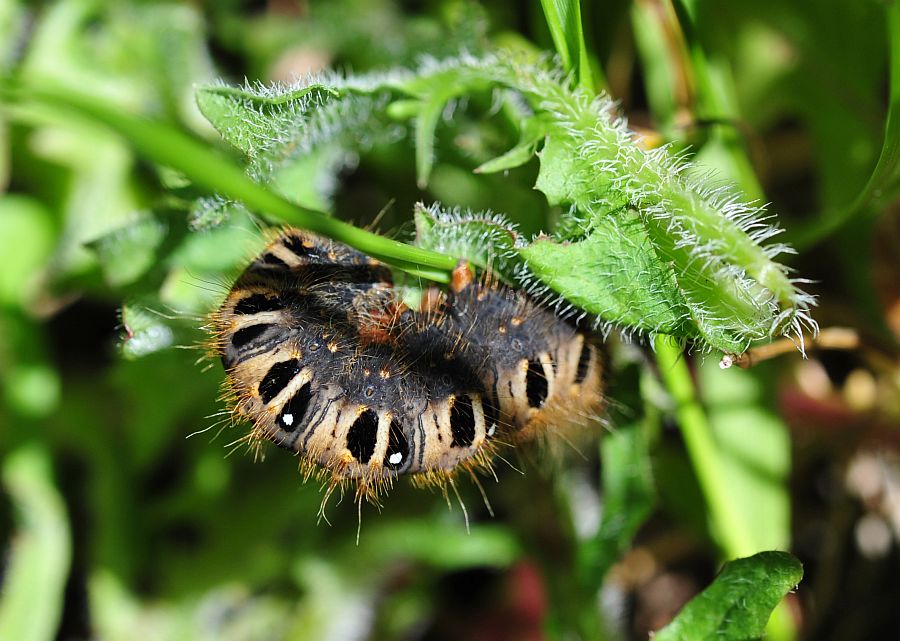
[3,83,457,282]
[653,335,756,557]
[654,336,795,641]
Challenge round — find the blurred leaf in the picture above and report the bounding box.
[581,419,655,584]
[85,216,167,288]
[0,1,24,71]
[5,362,61,421]
[631,0,684,134]
[92,571,301,641]
[700,361,791,551]
[188,196,249,232]
[654,551,802,641]
[793,0,900,248]
[414,93,451,187]
[20,0,213,124]
[473,139,535,174]
[0,312,61,421]
[270,145,349,212]
[358,519,521,570]
[0,445,71,641]
[673,0,763,199]
[0,195,54,307]
[289,559,376,641]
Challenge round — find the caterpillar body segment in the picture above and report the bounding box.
[209,228,604,502]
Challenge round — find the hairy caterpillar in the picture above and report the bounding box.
[208,228,604,504]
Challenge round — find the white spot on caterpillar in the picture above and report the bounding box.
[388,452,403,465]
[487,423,496,437]
[282,413,294,426]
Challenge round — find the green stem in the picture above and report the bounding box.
[654,336,795,641]
[3,83,457,282]
[653,335,755,558]
[540,0,597,94]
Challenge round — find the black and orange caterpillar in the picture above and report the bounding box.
[208,228,604,505]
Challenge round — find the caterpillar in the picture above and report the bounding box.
[207,228,604,505]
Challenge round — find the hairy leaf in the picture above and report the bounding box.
[195,53,815,353]
[414,202,520,281]
[654,551,802,641]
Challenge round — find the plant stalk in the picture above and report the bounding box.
[2,82,457,282]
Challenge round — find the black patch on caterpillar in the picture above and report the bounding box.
[347,409,378,464]
[278,382,312,432]
[415,417,427,468]
[575,341,591,384]
[450,395,476,448]
[234,294,283,315]
[259,359,301,404]
[282,234,317,258]
[385,419,409,470]
[525,359,548,408]
[232,323,275,349]
[299,264,392,287]
[261,253,287,267]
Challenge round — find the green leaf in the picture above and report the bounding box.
[0,195,54,307]
[413,202,520,280]
[0,446,71,641]
[518,213,713,344]
[358,520,520,570]
[119,304,176,360]
[195,83,340,157]
[415,93,450,188]
[473,140,536,174]
[792,0,900,248]
[540,0,594,92]
[533,134,595,207]
[196,81,402,199]
[654,551,802,641]
[84,216,167,288]
[474,114,552,174]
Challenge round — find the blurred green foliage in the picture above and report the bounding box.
[1,1,899,640]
